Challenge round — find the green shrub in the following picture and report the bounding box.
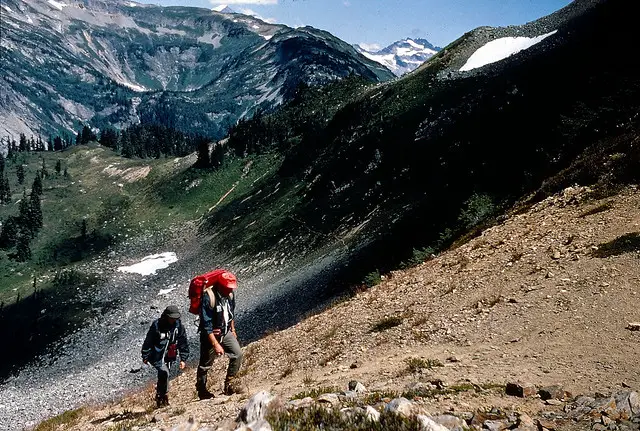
[34,408,85,431]
[405,357,443,373]
[362,270,382,288]
[458,193,496,229]
[267,405,424,430]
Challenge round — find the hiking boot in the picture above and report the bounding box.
[224,377,245,395]
[155,394,169,408]
[198,389,215,400]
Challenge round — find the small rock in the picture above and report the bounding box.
[316,393,340,407]
[552,251,561,260]
[446,356,460,363]
[506,382,537,398]
[151,413,169,423]
[348,380,367,394]
[539,385,570,401]
[288,397,313,409]
[516,413,536,428]
[484,419,511,431]
[627,322,640,332]
[350,360,362,369]
[545,399,563,406]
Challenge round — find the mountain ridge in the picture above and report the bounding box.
[0,0,393,140]
[355,37,441,76]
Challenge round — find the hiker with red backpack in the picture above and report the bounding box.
[189,269,244,399]
[141,305,190,408]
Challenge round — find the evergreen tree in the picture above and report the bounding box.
[16,164,25,185]
[31,172,43,196]
[18,190,34,238]
[0,152,5,176]
[211,144,226,169]
[0,176,10,204]
[81,219,87,241]
[0,216,19,249]
[99,128,118,150]
[29,190,43,230]
[19,134,27,152]
[55,160,62,175]
[53,136,63,151]
[195,138,211,169]
[15,229,31,262]
[63,167,69,178]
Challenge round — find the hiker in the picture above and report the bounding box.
[196,271,244,399]
[141,305,190,408]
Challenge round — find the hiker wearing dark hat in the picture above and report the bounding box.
[196,271,244,399]
[141,305,190,407]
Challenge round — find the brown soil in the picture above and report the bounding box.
[67,185,640,430]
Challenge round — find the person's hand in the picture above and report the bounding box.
[179,361,186,370]
[143,359,148,365]
[214,343,225,356]
[212,329,222,336]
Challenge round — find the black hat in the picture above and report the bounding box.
[163,305,181,319]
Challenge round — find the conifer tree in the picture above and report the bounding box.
[63,167,69,177]
[55,160,62,175]
[195,138,211,169]
[0,216,18,249]
[32,172,43,196]
[19,134,27,152]
[15,229,31,262]
[29,190,43,230]
[0,176,11,204]
[16,164,25,185]
[0,152,5,175]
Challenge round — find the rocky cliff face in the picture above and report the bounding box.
[0,0,393,139]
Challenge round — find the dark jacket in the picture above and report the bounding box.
[199,289,235,336]
[141,316,190,364]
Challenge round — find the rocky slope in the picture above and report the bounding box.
[0,0,392,139]
[47,184,640,431]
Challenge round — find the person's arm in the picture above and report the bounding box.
[201,290,225,355]
[141,322,155,363]
[177,321,189,361]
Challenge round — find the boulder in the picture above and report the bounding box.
[612,391,640,420]
[238,391,275,424]
[506,382,537,398]
[416,415,450,431]
[385,397,415,417]
[430,414,466,430]
[627,322,640,331]
[316,393,341,407]
[483,419,510,431]
[538,385,570,401]
[288,397,313,409]
[365,406,381,422]
[234,419,272,431]
[348,380,367,394]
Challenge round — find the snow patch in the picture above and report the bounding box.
[460,30,557,72]
[262,34,273,41]
[118,252,178,276]
[405,39,424,49]
[1,5,13,13]
[158,287,177,296]
[47,0,67,11]
[129,2,138,6]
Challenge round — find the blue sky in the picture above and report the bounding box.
[138,0,573,49]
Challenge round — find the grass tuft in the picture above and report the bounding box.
[370,316,403,333]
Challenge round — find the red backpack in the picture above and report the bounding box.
[188,269,227,315]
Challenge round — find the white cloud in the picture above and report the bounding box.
[343,1,351,6]
[359,43,381,52]
[210,0,277,4]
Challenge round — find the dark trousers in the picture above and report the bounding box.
[196,331,243,392]
[152,361,170,397]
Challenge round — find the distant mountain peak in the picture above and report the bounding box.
[212,4,235,14]
[356,37,441,76]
